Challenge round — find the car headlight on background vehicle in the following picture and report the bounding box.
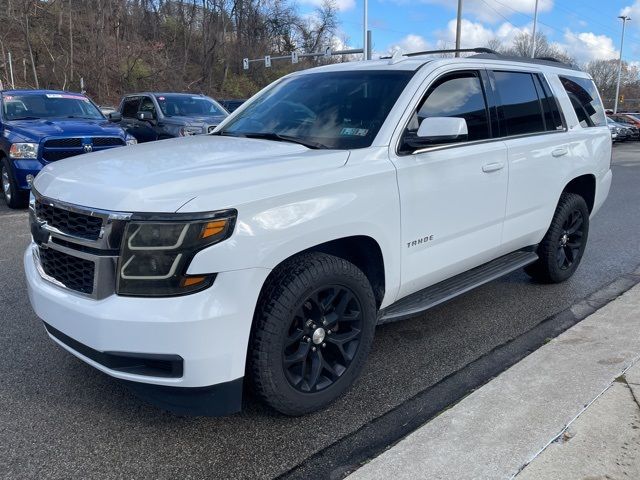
[9,142,38,159]
[179,126,204,136]
[125,135,137,146]
[116,210,237,297]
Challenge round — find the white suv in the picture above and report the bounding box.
[25,50,612,416]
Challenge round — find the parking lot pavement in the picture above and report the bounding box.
[1,143,640,480]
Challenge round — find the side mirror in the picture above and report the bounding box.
[417,117,468,141]
[108,112,122,122]
[137,111,155,122]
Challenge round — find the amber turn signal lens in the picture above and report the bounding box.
[181,276,207,287]
[201,220,227,239]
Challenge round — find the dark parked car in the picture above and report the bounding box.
[117,93,229,143]
[218,99,246,113]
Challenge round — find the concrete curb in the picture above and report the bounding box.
[347,281,640,480]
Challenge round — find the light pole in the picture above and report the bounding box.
[530,0,539,57]
[455,0,463,57]
[363,0,368,60]
[614,15,630,114]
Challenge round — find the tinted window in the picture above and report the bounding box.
[559,75,606,127]
[535,75,564,131]
[122,97,140,118]
[156,95,226,117]
[220,71,414,150]
[401,71,490,151]
[139,97,156,115]
[2,93,103,121]
[494,71,545,136]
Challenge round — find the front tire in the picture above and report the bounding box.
[525,192,590,283]
[250,252,377,416]
[1,157,28,209]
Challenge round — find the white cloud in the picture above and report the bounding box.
[299,0,355,11]
[621,1,639,18]
[557,30,618,62]
[435,18,526,49]
[387,34,431,54]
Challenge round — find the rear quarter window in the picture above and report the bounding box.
[559,75,606,128]
[493,71,545,136]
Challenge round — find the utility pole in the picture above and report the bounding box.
[614,15,630,114]
[7,51,15,89]
[455,0,463,57]
[530,0,539,57]
[363,0,369,60]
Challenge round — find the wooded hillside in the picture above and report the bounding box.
[0,0,339,104]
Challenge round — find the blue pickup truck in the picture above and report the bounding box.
[0,90,135,208]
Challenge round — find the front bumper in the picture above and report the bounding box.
[25,244,270,414]
[12,159,42,190]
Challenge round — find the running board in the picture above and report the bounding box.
[378,250,538,324]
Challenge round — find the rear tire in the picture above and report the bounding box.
[525,192,589,283]
[1,157,28,209]
[249,252,377,416]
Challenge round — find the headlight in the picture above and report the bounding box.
[126,135,137,146]
[179,126,204,136]
[9,142,38,159]
[116,210,237,297]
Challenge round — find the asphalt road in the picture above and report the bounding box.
[2,143,640,480]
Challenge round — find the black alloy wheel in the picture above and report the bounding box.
[283,285,363,393]
[250,252,377,416]
[525,192,590,283]
[556,208,585,270]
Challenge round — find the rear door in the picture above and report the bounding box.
[390,68,509,298]
[492,69,572,251]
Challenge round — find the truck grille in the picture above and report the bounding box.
[35,202,103,240]
[42,137,126,162]
[39,247,95,294]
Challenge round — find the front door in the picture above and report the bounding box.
[390,69,509,298]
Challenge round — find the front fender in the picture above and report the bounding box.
[185,149,402,308]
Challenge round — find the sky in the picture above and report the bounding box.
[298,0,640,64]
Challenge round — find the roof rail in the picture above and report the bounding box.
[534,56,563,63]
[404,47,498,57]
[379,47,497,60]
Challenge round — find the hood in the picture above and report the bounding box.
[164,114,227,126]
[6,118,125,140]
[34,136,350,212]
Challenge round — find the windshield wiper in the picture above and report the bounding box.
[8,116,40,121]
[216,131,326,149]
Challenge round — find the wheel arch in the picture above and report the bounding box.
[256,235,386,311]
[562,174,596,214]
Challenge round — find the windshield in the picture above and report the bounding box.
[2,93,103,120]
[219,70,415,149]
[156,95,227,117]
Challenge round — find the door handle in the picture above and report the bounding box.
[552,147,569,157]
[482,162,505,173]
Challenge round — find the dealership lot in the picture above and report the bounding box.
[2,143,640,480]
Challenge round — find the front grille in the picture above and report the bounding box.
[35,203,103,240]
[41,137,125,162]
[42,149,84,162]
[39,247,95,294]
[44,138,82,148]
[92,137,125,147]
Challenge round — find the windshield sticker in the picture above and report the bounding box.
[158,96,165,101]
[340,127,369,137]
